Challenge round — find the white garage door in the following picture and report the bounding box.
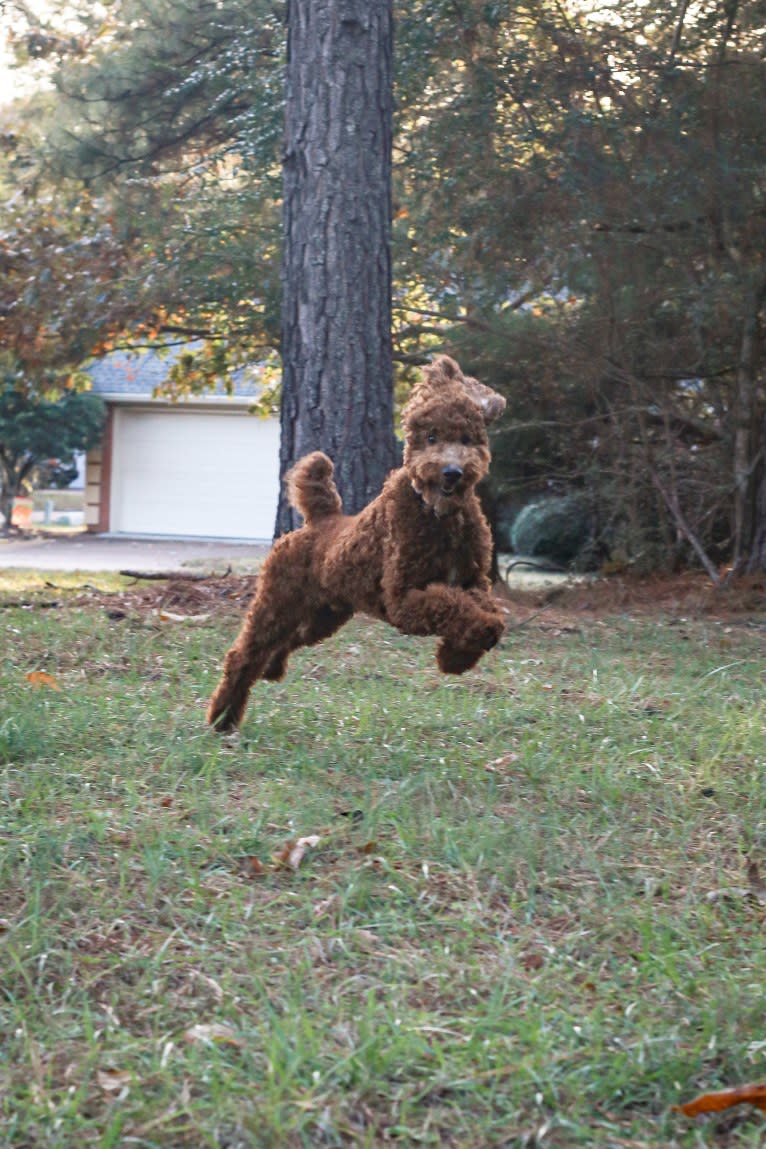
[110,408,280,540]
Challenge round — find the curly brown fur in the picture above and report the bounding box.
[207,356,507,731]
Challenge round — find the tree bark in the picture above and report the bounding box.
[0,456,24,535]
[746,411,766,573]
[0,484,13,535]
[277,0,396,535]
[732,276,766,571]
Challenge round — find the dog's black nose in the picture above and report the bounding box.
[441,465,463,488]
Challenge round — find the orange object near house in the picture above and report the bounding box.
[11,496,33,527]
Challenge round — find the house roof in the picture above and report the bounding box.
[87,343,265,399]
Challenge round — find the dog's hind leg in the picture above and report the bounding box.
[207,612,291,731]
[208,589,352,731]
[207,641,265,732]
[207,546,311,731]
[261,604,353,681]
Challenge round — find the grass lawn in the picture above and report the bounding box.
[2,570,766,1147]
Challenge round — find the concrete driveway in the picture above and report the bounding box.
[0,532,270,573]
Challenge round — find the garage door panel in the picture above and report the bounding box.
[111,409,279,539]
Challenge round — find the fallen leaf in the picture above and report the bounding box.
[191,971,224,1003]
[353,928,383,953]
[96,1067,132,1094]
[358,841,378,855]
[158,610,210,623]
[747,858,766,901]
[274,835,321,871]
[485,752,520,773]
[25,671,61,691]
[313,894,341,919]
[242,856,267,877]
[107,829,133,846]
[183,1022,242,1048]
[675,1082,766,1117]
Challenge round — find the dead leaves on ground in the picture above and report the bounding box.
[11,575,253,629]
[182,1022,243,1049]
[240,830,380,881]
[675,1081,766,1118]
[485,752,520,774]
[25,670,62,691]
[705,857,766,907]
[96,1067,132,1097]
[240,832,322,878]
[242,831,321,873]
[273,833,322,871]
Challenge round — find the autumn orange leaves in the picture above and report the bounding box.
[675,1081,766,1119]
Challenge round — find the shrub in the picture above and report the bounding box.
[511,492,596,568]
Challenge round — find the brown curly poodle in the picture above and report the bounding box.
[207,355,507,731]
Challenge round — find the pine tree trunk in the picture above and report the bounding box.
[735,276,766,572]
[277,0,396,535]
[746,410,766,573]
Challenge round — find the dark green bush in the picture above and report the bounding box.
[510,493,596,567]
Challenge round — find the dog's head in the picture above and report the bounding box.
[402,356,506,516]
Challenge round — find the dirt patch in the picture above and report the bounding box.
[13,569,766,629]
[498,570,766,623]
[74,573,256,618]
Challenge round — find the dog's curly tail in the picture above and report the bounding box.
[286,451,343,523]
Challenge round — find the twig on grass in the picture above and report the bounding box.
[119,566,233,582]
[44,581,102,591]
[0,599,61,610]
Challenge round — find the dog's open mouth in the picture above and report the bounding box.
[439,468,464,497]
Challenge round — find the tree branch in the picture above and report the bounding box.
[651,469,721,584]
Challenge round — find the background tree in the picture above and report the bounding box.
[9,0,285,379]
[394,0,766,576]
[0,96,136,389]
[0,362,105,532]
[0,96,122,531]
[278,0,396,532]
[9,0,766,573]
[16,0,397,531]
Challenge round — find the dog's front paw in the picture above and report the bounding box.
[436,640,485,675]
[436,615,503,674]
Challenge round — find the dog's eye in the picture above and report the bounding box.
[427,431,437,444]
[461,433,472,446]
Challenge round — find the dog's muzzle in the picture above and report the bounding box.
[440,465,463,495]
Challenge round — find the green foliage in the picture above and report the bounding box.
[45,0,284,181]
[0,380,104,461]
[0,369,105,531]
[32,0,286,372]
[7,0,766,568]
[510,492,595,567]
[392,0,766,571]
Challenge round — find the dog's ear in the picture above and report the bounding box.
[422,355,462,385]
[461,374,506,424]
[422,355,506,424]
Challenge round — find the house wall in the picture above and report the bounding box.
[85,406,114,532]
